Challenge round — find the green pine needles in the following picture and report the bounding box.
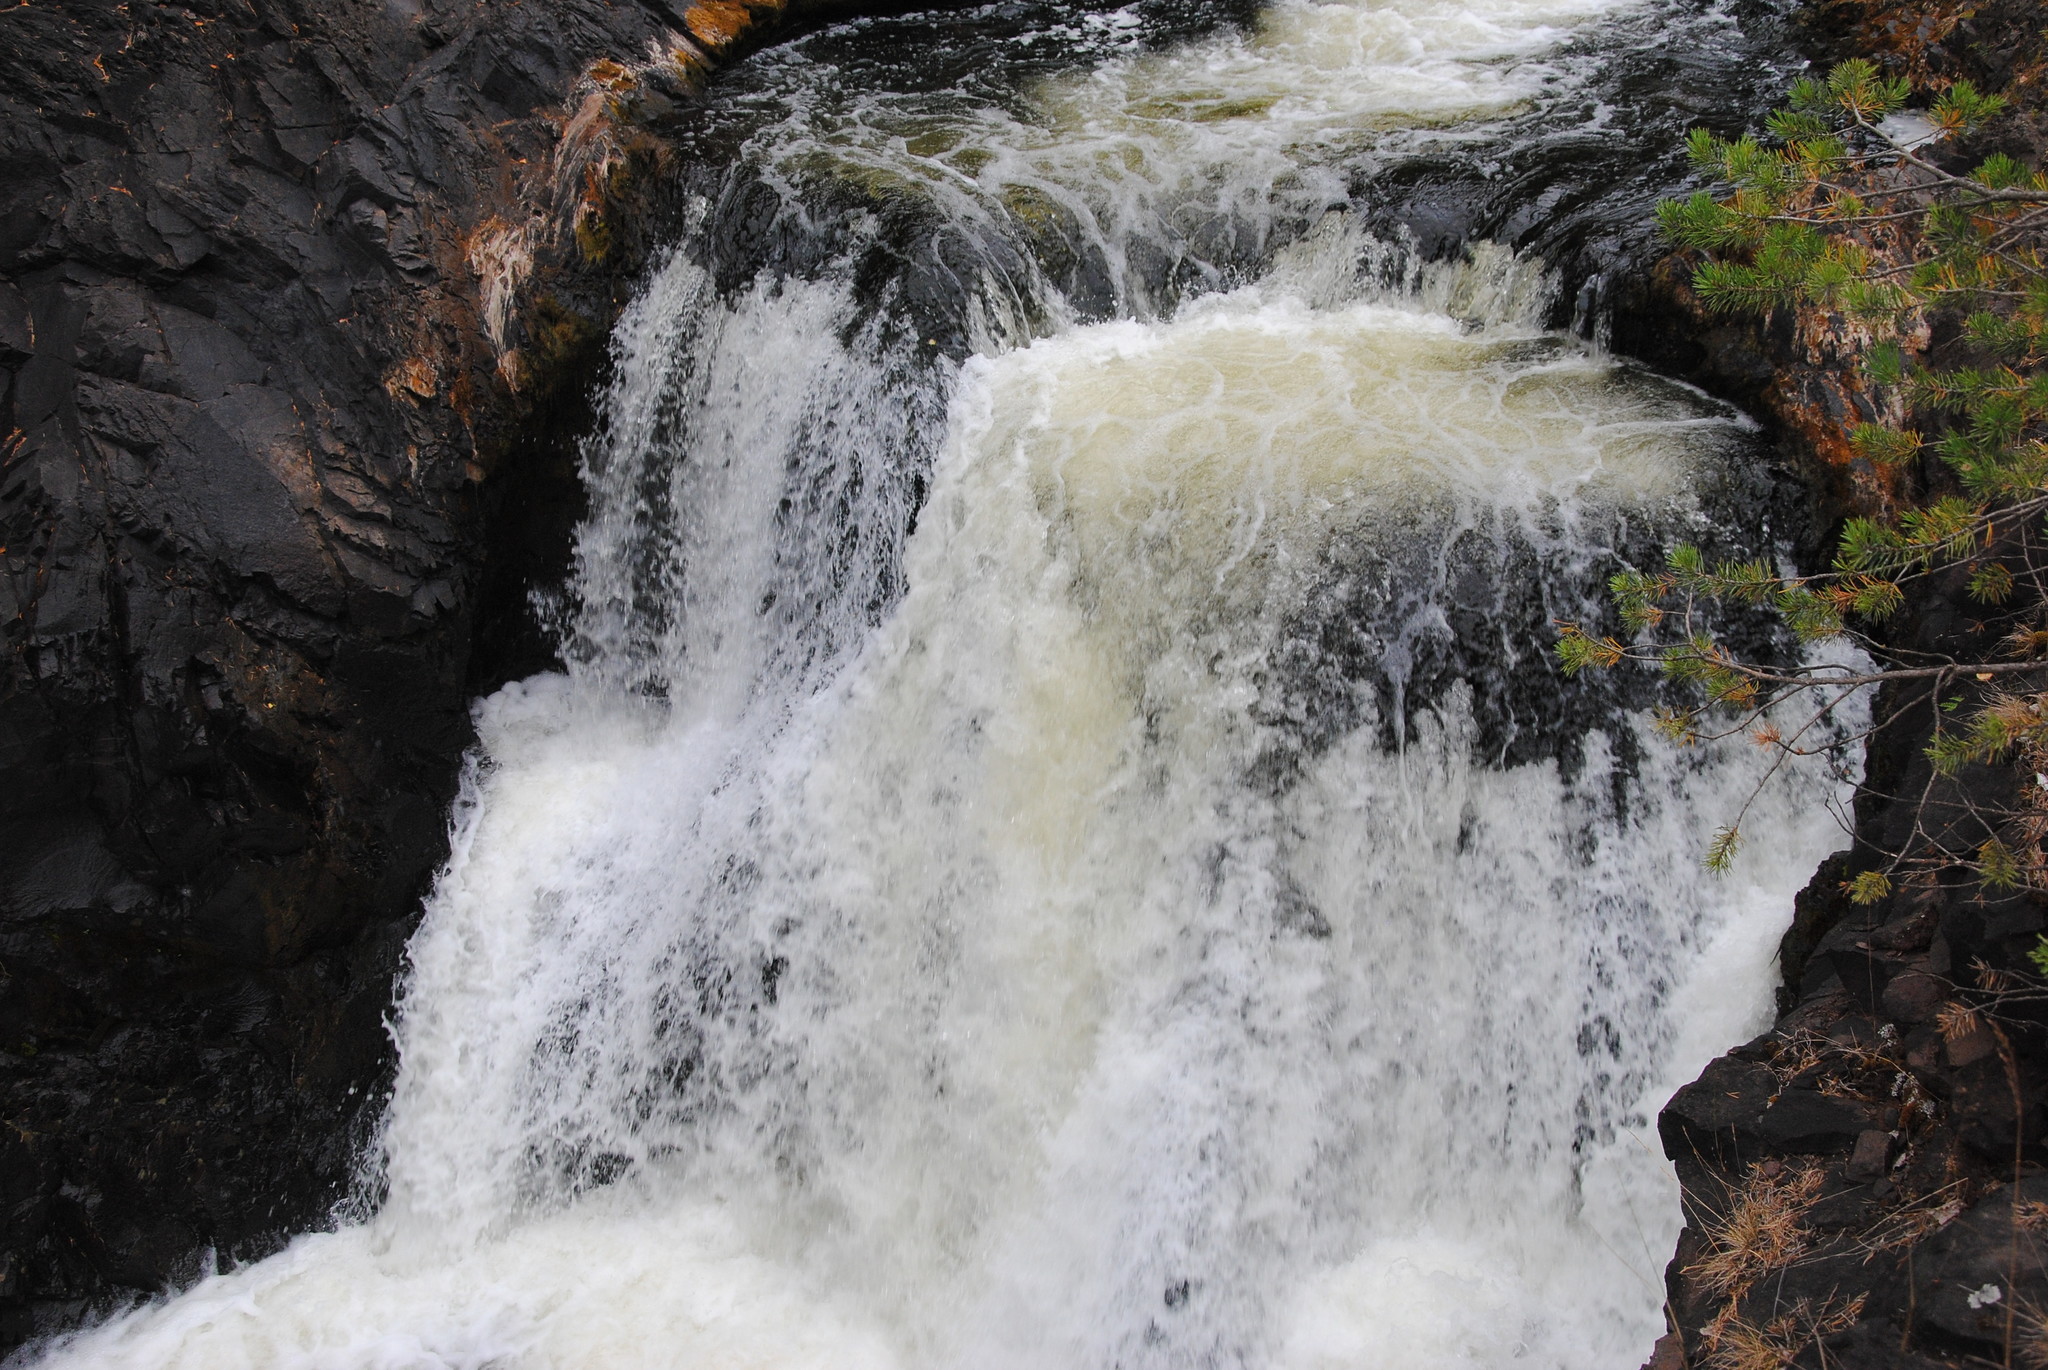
[1655,60,2035,324]
[1559,59,2048,894]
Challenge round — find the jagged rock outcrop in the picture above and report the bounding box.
[1647,570,2048,1369]
[1630,4,2048,1365]
[0,0,913,1346]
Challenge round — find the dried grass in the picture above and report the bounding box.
[2019,1296,2048,1370]
[1857,1183,1971,1256]
[1700,1294,1867,1370]
[1768,1028,1901,1086]
[1688,1164,1826,1299]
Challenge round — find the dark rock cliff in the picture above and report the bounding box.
[1618,4,2048,1365]
[0,0,904,1346]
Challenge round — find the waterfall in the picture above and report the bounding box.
[23,0,1852,1367]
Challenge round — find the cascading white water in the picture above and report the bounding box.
[22,1,1854,1368]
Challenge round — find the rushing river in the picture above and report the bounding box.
[25,0,1858,1367]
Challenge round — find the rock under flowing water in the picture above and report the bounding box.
[22,0,1854,1367]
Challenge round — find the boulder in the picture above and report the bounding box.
[1660,1055,1778,1165]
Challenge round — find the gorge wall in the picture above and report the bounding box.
[1625,4,2048,1365]
[0,0,927,1344]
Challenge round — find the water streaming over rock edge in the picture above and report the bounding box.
[19,0,1857,1367]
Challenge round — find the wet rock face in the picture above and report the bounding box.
[0,0,723,1346]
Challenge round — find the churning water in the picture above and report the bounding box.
[26,0,1854,1366]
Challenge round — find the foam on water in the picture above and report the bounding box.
[739,0,1640,320]
[19,1,1853,1367]
[27,256,1852,1370]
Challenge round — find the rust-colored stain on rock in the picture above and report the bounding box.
[683,0,757,53]
[385,356,438,401]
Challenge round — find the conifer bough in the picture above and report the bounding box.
[1558,59,2048,913]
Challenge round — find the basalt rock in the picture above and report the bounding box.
[0,0,942,1348]
[1611,0,2048,535]
[1650,547,2048,1370]
[1643,4,2048,1365]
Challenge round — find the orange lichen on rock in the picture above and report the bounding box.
[586,57,638,92]
[1769,303,1918,515]
[1648,254,1911,518]
[1802,0,2048,101]
[384,356,438,401]
[683,0,757,54]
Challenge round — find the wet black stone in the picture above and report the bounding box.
[1911,1178,2048,1351]
[1756,1088,1883,1155]
[0,0,711,1349]
[1660,1055,1778,1166]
